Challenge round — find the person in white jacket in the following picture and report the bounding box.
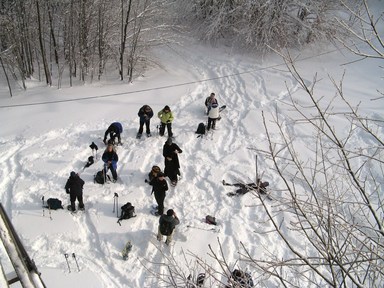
[207,103,220,130]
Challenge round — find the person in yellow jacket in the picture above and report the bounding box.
[157,105,174,137]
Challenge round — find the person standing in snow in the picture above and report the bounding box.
[163,137,182,187]
[137,105,154,138]
[102,143,119,182]
[205,92,218,115]
[65,171,85,212]
[103,122,123,145]
[149,172,168,216]
[157,105,174,137]
[207,102,220,131]
[157,209,180,246]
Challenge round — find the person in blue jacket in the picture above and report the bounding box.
[102,143,119,182]
[137,105,154,138]
[103,122,123,145]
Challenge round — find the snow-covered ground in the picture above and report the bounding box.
[0,34,382,287]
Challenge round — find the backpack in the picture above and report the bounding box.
[94,170,110,184]
[231,269,254,287]
[195,123,206,136]
[117,202,136,225]
[46,198,63,210]
[159,219,173,236]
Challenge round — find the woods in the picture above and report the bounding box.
[0,0,173,92]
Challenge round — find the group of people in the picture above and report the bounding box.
[65,92,265,253]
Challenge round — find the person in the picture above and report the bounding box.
[223,178,269,196]
[163,137,182,186]
[157,105,174,137]
[205,92,218,115]
[103,122,123,145]
[145,165,162,184]
[157,209,180,246]
[149,172,168,216]
[137,105,154,138]
[207,102,220,131]
[65,171,85,212]
[102,143,119,182]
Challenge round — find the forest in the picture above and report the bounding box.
[1,0,354,94]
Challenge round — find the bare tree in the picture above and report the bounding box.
[176,0,348,52]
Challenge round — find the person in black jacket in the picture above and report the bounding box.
[149,172,168,216]
[163,137,182,187]
[137,105,154,138]
[102,144,119,182]
[157,209,180,245]
[65,171,85,212]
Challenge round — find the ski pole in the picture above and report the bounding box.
[114,193,119,218]
[48,203,52,220]
[72,253,80,272]
[42,196,45,217]
[64,253,71,273]
[113,194,116,213]
[186,225,220,233]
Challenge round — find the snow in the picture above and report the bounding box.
[0,35,382,288]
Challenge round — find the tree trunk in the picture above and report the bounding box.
[35,0,52,86]
[119,0,133,81]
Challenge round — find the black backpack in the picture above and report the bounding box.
[94,170,110,184]
[231,269,254,287]
[159,219,173,236]
[117,202,136,225]
[46,198,63,210]
[195,123,206,137]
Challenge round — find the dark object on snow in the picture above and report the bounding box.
[45,198,63,210]
[195,122,206,137]
[205,215,217,225]
[89,142,98,151]
[196,273,205,287]
[65,172,85,212]
[227,269,254,288]
[223,179,269,196]
[117,202,136,225]
[84,156,94,168]
[94,170,110,184]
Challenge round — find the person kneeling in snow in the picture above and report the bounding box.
[103,122,123,145]
[65,171,85,212]
[157,209,180,246]
[102,143,119,182]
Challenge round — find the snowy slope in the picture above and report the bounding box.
[0,36,382,287]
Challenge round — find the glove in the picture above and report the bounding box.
[167,120,171,123]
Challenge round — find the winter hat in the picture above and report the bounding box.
[212,103,218,108]
[164,105,170,111]
[166,137,173,145]
[70,171,77,177]
[167,209,174,216]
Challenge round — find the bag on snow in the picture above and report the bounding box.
[94,170,110,184]
[205,215,217,225]
[231,269,254,287]
[195,123,206,136]
[46,198,63,210]
[117,202,136,224]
